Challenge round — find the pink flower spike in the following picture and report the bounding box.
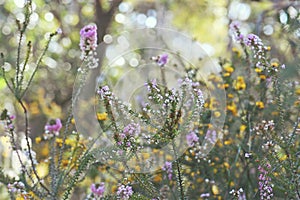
[79,24,98,52]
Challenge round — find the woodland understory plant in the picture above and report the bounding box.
[0,0,299,200]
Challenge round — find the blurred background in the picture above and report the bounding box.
[0,0,299,198]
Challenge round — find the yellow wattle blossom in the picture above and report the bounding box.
[97,112,108,120]
[218,83,229,89]
[223,162,230,169]
[214,111,221,118]
[255,68,263,73]
[223,72,231,77]
[224,140,232,145]
[223,63,234,73]
[212,185,220,195]
[296,87,300,95]
[56,138,63,147]
[271,62,279,68]
[233,76,246,90]
[227,102,238,116]
[256,101,265,109]
[227,93,234,98]
[259,75,266,80]
[35,137,42,144]
[240,125,247,133]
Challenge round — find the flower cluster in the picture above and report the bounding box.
[116,123,141,151]
[151,53,169,66]
[44,118,62,138]
[90,183,105,198]
[229,188,246,199]
[116,184,134,200]
[0,109,15,132]
[162,161,173,180]
[79,24,98,68]
[186,131,199,147]
[7,181,28,198]
[258,164,273,199]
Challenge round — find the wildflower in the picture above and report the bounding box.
[97,112,108,121]
[186,131,199,147]
[227,102,238,116]
[206,129,217,144]
[117,184,133,200]
[35,137,42,144]
[45,118,62,135]
[245,34,262,46]
[90,183,105,197]
[233,76,246,90]
[79,24,97,52]
[157,54,168,66]
[79,24,99,68]
[229,21,244,42]
[256,101,264,109]
[97,85,111,99]
[258,164,273,199]
[56,28,62,34]
[116,123,140,150]
[162,161,173,180]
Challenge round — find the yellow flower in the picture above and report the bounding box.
[233,76,246,90]
[212,185,220,195]
[97,112,108,120]
[56,138,63,146]
[240,125,247,133]
[214,111,221,118]
[255,68,263,73]
[218,83,229,89]
[296,87,300,95]
[256,101,264,109]
[35,137,42,144]
[271,62,279,68]
[223,63,234,73]
[223,162,230,169]
[224,140,232,145]
[223,72,231,77]
[227,102,237,116]
[259,75,266,80]
[227,93,234,98]
[266,46,271,51]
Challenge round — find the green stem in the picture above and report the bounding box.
[172,140,185,200]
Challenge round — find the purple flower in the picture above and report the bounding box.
[229,20,241,31]
[56,28,62,34]
[206,130,217,144]
[162,161,173,180]
[79,24,98,52]
[91,183,105,197]
[117,184,133,200]
[258,164,273,199]
[45,119,62,133]
[245,34,262,46]
[186,131,199,147]
[157,54,168,66]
